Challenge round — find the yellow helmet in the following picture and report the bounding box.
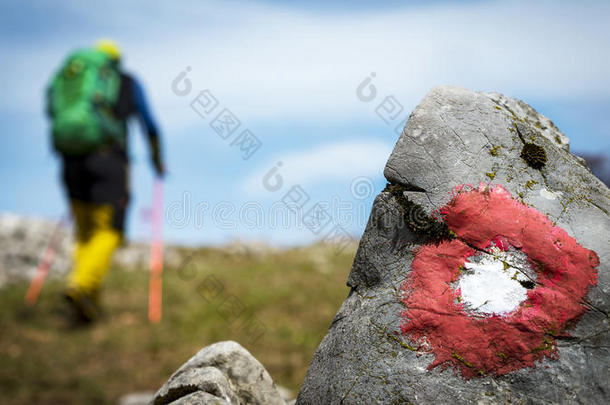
[95,39,121,61]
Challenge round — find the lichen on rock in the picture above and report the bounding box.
[520,142,547,170]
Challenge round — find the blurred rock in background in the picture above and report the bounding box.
[578,153,610,187]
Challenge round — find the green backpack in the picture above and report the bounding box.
[47,49,126,155]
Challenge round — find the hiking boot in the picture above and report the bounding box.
[62,287,100,325]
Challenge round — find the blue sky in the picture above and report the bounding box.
[1,0,609,246]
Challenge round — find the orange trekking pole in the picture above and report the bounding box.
[148,179,164,323]
[24,216,68,306]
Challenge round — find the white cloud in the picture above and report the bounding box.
[2,0,610,132]
[3,0,609,246]
[244,139,393,194]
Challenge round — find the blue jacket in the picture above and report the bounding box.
[116,72,160,145]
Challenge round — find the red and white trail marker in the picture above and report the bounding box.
[400,184,599,378]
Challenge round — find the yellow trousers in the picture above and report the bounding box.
[67,201,121,295]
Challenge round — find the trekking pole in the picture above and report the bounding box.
[24,215,68,306]
[148,179,164,323]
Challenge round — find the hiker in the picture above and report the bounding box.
[46,39,165,323]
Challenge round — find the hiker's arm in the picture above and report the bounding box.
[131,79,165,177]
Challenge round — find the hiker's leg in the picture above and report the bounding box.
[63,148,128,317]
[67,200,93,291]
[69,148,129,294]
[63,154,94,291]
[61,149,127,322]
[68,203,121,295]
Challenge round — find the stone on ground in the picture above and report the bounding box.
[150,341,287,405]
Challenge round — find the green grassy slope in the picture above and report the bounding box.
[0,243,356,405]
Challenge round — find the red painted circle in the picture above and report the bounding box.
[400,184,599,378]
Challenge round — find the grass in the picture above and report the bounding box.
[0,243,356,405]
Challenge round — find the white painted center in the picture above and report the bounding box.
[456,247,535,316]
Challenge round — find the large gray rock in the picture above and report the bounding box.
[297,86,609,404]
[150,341,287,405]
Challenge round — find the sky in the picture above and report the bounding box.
[1,0,609,246]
